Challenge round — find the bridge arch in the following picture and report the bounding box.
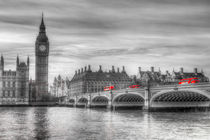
[69,99,75,103]
[112,93,144,108]
[150,89,210,108]
[77,97,88,104]
[92,96,109,103]
[91,96,109,107]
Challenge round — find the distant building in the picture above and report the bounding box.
[137,66,209,86]
[170,67,209,82]
[138,67,162,86]
[67,65,132,96]
[51,75,69,97]
[0,55,29,105]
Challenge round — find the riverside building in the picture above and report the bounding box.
[68,65,132,96]
[0,56,30,105]
[137,67,209,86]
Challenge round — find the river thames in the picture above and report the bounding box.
[0,107,210,140]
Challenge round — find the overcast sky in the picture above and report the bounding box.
[0,0,210,84]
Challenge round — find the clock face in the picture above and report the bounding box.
[39,45,46,52]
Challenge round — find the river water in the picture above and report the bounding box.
[0,107,210,140]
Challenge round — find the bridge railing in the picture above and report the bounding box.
[65,82,210,99]
[150,82,210,89]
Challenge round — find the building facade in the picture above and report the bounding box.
[67,65,132,96]
[137,66,209,86]
[35,15,49,101]
[0,56,29,105]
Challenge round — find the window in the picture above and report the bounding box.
[2,91,5,97]
[4,91,7,97]
[8,91,10,97]
[13,82,15,87]
[8,81,10,87]
[3,81,5,87]
[13,91,15,97]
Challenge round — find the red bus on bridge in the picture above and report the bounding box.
[104,86,114,91]
[129,85,141,88]
[179,78,200,85]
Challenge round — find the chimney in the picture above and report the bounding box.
[201,69,204,74]
[81,68,83,73]
[75,70,77,75]
[180,67,183,73]
[78,69,80,74]
[194,68,197,73]
[138,67,141,73]
[85,66,87,72]
[117,67,120,73]
[112,66,115,73]
[88,65,91,72]
[151,66,154,72]
[122,66,125,73]
[98,65,103,72]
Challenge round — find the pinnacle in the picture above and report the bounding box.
[40,13,46,32]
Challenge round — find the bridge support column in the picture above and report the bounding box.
[107,91,113,110]
[64,96,68,106]
[87,94,92,108]
[144,87,151,111]
[58,98,61,104]
[74,96,78,107]
[107,100,112,109]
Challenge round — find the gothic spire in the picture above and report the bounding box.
[40,13,46,33]
[16,55,19,65]
[1,54,4,66]
[27,56,30,66]
[36,13,48,43]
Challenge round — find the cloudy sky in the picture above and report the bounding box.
[0,0,210,84]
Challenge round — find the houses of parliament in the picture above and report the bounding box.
[0,15,49,105]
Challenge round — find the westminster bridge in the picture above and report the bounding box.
[59,82,210,110]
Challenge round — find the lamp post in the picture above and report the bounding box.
[110,82,114,110]
[87,83,91,108]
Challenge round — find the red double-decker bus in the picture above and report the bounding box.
[129,85,141,88]
[179,78,200,85]
[104,86,114,91]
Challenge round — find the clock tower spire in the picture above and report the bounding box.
[40,13,46,33]
[35,13,49,101]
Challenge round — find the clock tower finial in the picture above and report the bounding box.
[40,13,45,33]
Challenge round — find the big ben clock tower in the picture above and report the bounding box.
[35,14,49,101]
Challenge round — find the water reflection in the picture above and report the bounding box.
[33,107,50,139]
[0,107,210,140]
[13,107,29,140]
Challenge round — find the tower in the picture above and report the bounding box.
[0,55,4,98]
[0,55,4,76]
[35,14,49,101]
[16,56,29,101]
